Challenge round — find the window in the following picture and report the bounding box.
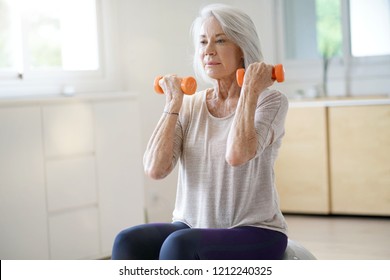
[282,0,390,60]
[350,0,390,57]
[283,0,342,60]
[279,0,390,97]
[316,0,342,59]
[0,0,122,97]
[0,0,99,74]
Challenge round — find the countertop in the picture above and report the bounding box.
[289,95,390,107]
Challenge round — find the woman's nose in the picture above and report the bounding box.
[204,42,216,56]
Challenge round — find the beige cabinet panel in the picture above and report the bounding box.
[329,105,390,215]
[275,106,330,214]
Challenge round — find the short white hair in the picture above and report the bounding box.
[191,3,264,84]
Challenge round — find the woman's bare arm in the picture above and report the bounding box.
[143,76,184,179]
[226,62,274,166]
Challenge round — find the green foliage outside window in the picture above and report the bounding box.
[316,0,343,96]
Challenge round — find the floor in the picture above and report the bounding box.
[284,214,390,260]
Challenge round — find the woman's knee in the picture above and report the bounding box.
[113,226,143,247]
[159,229,200,260]
[112,225,160,260]
[112,227,142,259]
[112,223,189,260]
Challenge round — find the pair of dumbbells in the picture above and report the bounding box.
[154,64,285,95]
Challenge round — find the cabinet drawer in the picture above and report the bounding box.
[49,207,100,259]
[43,104,94,157]
[46,156,98,212]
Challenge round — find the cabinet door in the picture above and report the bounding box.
[94,100,145,256]
[42,103,94,158]
[49,207,100,259]
[329,105,390,215]
[0,106,49,259]
[42,103,100,259]
[275,106,330,214]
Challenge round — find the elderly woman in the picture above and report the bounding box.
[112,3,289,260]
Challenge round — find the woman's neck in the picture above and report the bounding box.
[206,78,241,118]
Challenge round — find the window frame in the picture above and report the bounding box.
[0,0,122,98]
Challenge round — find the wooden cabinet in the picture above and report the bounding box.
[0,93,145,259]
[275,102,390,216]
[275,106,330,214]
[329,105,390,216]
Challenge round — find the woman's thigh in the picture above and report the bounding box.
[111,222,189,260]
[160,226,287,260]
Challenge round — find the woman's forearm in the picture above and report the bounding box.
[143,112,179,180]
[144,75,184,179]
[226,87,259,166]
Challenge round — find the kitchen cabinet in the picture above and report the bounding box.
[275,99,390,216]
[275,106,330,214]
[329,105,390,215]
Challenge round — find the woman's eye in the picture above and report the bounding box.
[200,40,207,45]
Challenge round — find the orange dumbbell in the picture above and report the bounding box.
[154,76,197,95]
[236,64,285,87]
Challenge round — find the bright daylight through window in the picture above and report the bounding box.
[350,0,390,57]
[0,0,99,75]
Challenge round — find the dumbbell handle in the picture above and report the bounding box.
[154,76,197,95]
[236,64,285,87]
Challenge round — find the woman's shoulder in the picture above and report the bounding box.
[183,88,208,108]
[180,89,208,121]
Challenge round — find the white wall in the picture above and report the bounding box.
[117,0,278,222]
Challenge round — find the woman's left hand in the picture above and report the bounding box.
[242,62,275,95]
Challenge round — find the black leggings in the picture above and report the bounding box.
[111,222,287,260]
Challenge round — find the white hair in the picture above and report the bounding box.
[191,3,264,84]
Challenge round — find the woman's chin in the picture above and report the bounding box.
[205,70,222,80]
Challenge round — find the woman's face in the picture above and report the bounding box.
[198,17,243,80]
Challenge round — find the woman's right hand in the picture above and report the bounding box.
[158,75,184,113]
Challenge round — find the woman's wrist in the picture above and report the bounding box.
[164,102,182,115]
[163,111,179,116]
[240,85,262,103]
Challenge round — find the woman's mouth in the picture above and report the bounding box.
[205,61,220,66]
